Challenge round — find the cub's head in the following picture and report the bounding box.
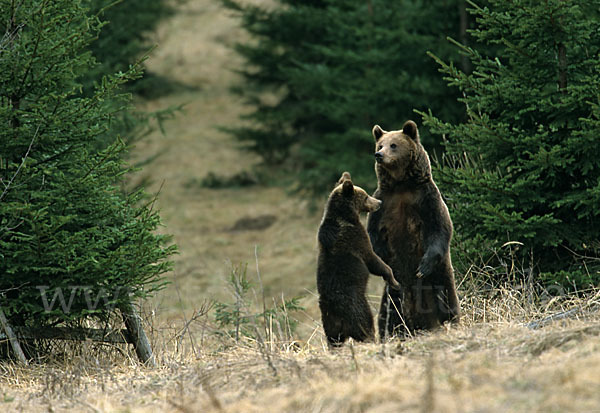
[372,120,429,182]
[330,171,381,214]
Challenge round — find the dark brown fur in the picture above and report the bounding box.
[367,121,460,339]
[317,172,400,347]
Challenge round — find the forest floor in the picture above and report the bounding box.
[2,1,600,411]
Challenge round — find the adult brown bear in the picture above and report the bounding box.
[367,121,460,339]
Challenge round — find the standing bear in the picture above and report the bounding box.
[317,172,400,347]
[367,121,460,339]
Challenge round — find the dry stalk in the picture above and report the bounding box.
[421,353,435,413]
[200,374,226,413]
[167,398,196,413]
[252,323,278,377]
[349,341,361,374]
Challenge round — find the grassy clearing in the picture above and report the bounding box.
[3,1,600,411]
[3,288,600,412]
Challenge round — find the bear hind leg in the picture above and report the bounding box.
[435,281,460,324]
[349,304,375,343]
[321,309,348,347]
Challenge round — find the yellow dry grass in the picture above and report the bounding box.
[3,1,600,412]
[3,298,600,412]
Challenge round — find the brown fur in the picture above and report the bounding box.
[317,172,400,347]
[367,121,460,339]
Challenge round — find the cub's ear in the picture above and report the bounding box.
[342,179,354,197]
[372,125,386,141]
[402,120,419,141]
[336,171,352,186]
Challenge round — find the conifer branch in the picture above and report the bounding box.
[0,126,38,202]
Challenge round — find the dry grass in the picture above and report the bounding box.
[3,1,600,411]
[3,289,600,412]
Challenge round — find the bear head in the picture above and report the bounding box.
[329,172,381,214]
[372,120,431,184]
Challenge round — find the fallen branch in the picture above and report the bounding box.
[526,307,582,330]
[0,309,28,365]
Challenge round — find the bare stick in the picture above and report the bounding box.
[349,341,361,374]
[174,280,197,355]
[387,290,413,339]
[0,308,28,365]
[421,354,435,413]
[0,326,131,343]
[120,302,156,367]
[254,245,268,337]
[526,307,582,330]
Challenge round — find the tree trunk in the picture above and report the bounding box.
[121,302,156,367]
[557,42,568,94]
[459,0,472,74]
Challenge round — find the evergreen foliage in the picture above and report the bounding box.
[420,0,600,288]
[223,0,467,194]
[85,0,176,96]
[0,1,176,327]
[83,0,180,155]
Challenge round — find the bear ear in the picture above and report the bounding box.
[336,171,352,186]
[372,125,386,141]
[342,179,354,197]
[402,120,419,142]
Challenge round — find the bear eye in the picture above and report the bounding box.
[390,143,397,149]
[378,145,383,150]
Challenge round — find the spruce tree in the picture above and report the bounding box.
[85,0,176,97]
[83,0,180,155]
[420,0,600,287]
[0,1,175,328]
[223,0,467,194]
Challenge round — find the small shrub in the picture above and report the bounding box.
[214,263,304,343]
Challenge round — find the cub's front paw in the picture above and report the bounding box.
[384,265,401,290]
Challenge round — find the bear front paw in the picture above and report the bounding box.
[416,260,432,279]
[389,279,401,290]
[384,267,401,290]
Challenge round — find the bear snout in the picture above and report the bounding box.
[374,152,383,163]
[366,197,382,212]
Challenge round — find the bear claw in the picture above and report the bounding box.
[389,280,401,290]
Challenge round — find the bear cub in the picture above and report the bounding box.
[367,121,460,339]
[317,172,400,347]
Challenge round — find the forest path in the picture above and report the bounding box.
[132,0,331,332]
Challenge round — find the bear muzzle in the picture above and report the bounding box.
[366,197,382,212]
[374,152,384,163]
